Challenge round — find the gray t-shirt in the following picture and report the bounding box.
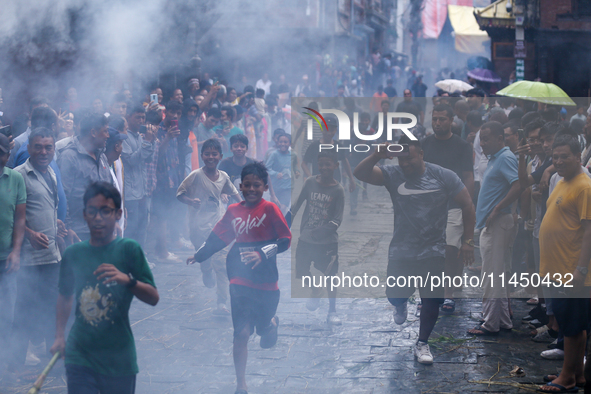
[381,162,465,261]
[292,176,345,244]
[176,168,239,235]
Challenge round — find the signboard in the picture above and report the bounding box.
[514,40,526,58]
[516,59,525,81]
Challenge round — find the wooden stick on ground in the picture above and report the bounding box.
[27,351,61,394]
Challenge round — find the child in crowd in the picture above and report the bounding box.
[292,151,345,325]
[266,133,293,210]
[219,134,255,190]
[187,162,291,394]
[177,138,241,314]
[51,182,158,394]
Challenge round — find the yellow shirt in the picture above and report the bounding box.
[540,171,591,285]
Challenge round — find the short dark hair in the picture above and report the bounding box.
[466,110,483,127]
[108,115,126,132]
[28,127,55,145]
[165,100,183,114]
[539,121,560,138]
[84,181,122,210]
[398,135,422,150]
[521,111,541,128]
[80,113,108,138]
[31,107,58,129]
[220,105,236,121]
[541,108,558,123]
[29,96,50,112]
[241,162,268,185]
[273,129,285,138]
[207,107,221,118]
[432,104,454,120]
[255,89,265,98]
[466,88,485,97]
[554,122,579,140]
[129,105,146,116]
[481,121,504,138]
[504,120,519,135]
[202,138,222,154]
[277,133,291,143]
[524,118,546,136]
[552,134,581,156]
[318,150,338,164]
[145,110,162,126]
[570,118,585,134]
[508,107,525,122]
[489,111,508,125]
[230,133,248,148]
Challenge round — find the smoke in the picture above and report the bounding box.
[0,0,219,116]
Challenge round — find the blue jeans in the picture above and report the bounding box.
[66,364,136,394]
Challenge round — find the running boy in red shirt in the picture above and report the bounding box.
[186,162,291,394]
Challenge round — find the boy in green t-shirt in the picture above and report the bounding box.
[51,182,159,393]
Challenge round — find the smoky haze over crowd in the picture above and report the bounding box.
[0,0,331,119]
[0,0,220,116]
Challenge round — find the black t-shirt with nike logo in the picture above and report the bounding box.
[380,162,464,261]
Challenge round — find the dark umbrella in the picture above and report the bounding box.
[467,68,501,83]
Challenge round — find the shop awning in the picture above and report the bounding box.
[474,0,516,29]
[448,5,490,54]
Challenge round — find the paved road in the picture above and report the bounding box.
[1,184,561,393]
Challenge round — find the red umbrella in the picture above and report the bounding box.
[467,68,501,83]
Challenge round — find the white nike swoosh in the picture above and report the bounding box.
[397,182,441,196]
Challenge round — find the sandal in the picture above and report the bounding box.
[543,375,585,388]
[467,325,499,336]
[537,382,578,393]
[260,316,279,349]
[527,297,540,305]
[441,299,455,314]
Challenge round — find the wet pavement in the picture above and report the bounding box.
[1,184,564,393]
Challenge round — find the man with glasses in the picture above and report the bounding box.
[9,128,64,372]
[51,182,158,394]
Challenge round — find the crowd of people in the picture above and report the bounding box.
[0,67,591,394]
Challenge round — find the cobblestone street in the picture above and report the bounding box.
[2,184,562,394]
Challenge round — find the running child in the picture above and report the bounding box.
[291,150,345,325]
[177,138,241,314]
[51,182,159,393]
[266,133,293,209]
[219,133,255,190]
[186,162,291,394]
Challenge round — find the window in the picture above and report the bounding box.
[494,43,514,59]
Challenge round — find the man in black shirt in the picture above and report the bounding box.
[396,89,424,125]
[384,79,398,98]
[422,104,474,314]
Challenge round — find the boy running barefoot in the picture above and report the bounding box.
[177,138,241,314]
[187,162,291,394]
[51,182,159,394]
[291,151,345,324]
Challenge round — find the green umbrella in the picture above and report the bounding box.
[496,80,576,106]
